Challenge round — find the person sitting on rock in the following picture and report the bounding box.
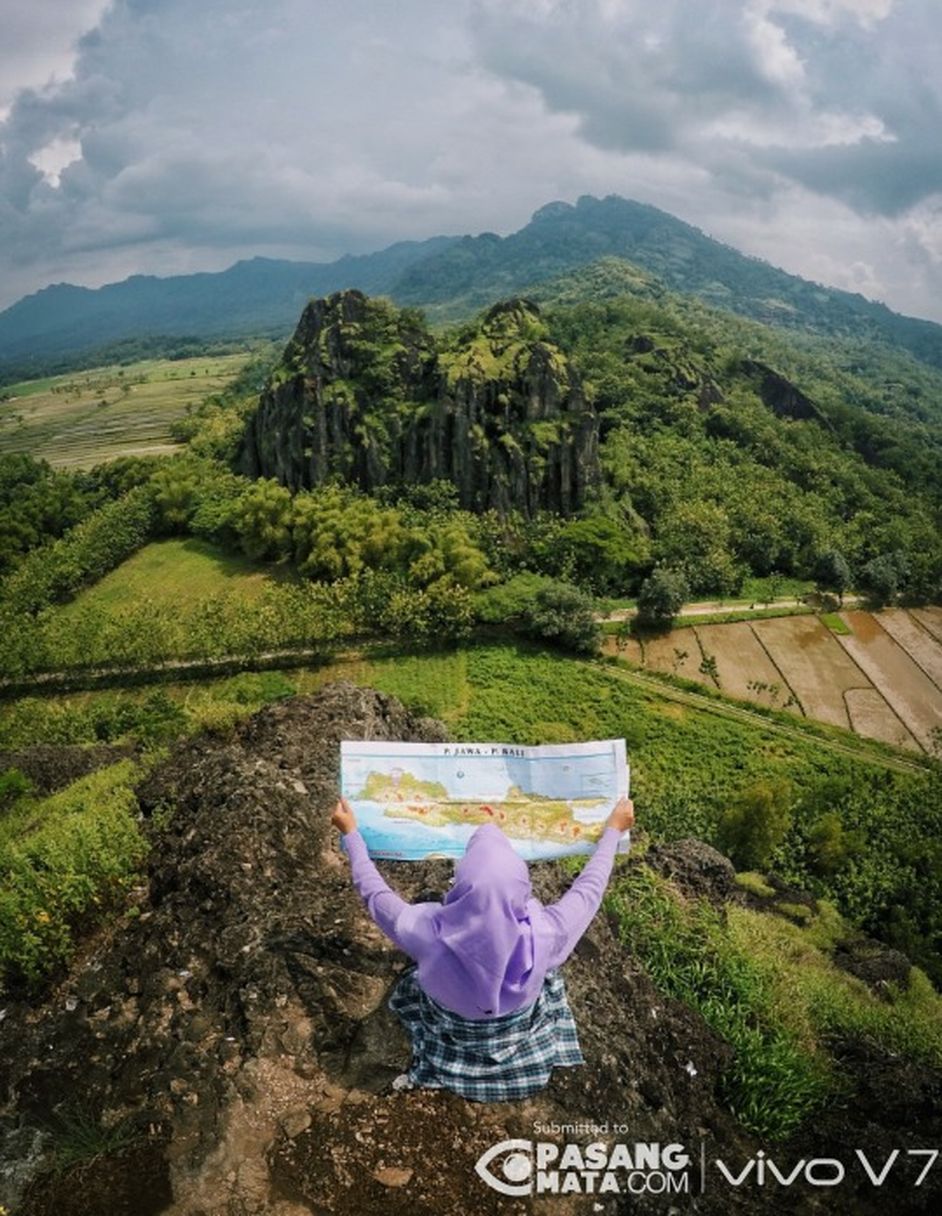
[331,794,634,1102]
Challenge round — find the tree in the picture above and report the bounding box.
[520,582,601,654]
[716,780,792,871]
[814,549,851,605]
[531,513,650,595]
[636,567,689,629]
[235,478,293,561]
[807,812,863,876]
[859,552,905,607]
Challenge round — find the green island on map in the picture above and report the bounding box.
[356,770,608,843]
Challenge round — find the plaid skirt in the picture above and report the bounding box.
[387,965,585,1102]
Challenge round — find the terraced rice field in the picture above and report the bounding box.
[0,353,248,467]
[604,607,942,753]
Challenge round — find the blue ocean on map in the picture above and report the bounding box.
[352,800,601,861]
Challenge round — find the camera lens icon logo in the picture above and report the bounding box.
[475,1139,535,1196]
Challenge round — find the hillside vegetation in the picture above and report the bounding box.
[2,243,942,1213]
[4,193,942,379]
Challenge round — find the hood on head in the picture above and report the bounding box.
[446,822,531,912]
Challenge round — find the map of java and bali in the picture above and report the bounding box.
[340,739,630,860]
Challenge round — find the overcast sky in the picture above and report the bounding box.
[1,0,940,321]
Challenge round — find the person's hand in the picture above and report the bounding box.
[606,797,634,833]
[331,797,357,836]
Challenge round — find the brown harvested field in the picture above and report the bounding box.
[877,609,942,690]
[910,606,942,645]
[604,608,942,753]
[602,634,645,665]
[694,622,785,704]
[837,611,942,751]
[750,615,865,729]
[844,688,919,751]
[638,633,704,681]
[602,632,701,679]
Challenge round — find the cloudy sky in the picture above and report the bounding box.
[1,0,941,320]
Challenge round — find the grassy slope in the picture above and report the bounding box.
[54,537,290,618]
[0,353,247,467]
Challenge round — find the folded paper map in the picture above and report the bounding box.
[340,739,630,860]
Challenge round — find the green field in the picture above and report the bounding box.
[0,353,248,467]
[55,537,290,619]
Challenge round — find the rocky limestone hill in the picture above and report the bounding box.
[1,683,939,1216]
[239,292,600,516]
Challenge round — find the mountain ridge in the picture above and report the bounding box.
[2,193,942,377]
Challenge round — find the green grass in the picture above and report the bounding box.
[0,353,248,468]
[735,871,776,898]
[740,576,814,602]
[56,537,291,618]
[601,604,815,634]
[40,1103,142,1175]
[674,605,815,628]
[606,867,831,1139]
[606,866,942,1140]
[821,611,852,634]
[0,760,149,988]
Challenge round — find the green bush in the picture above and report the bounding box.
[520,581,601,654]
[0,761,147,989]
[0,486,157,615]
[0,767,34,810]
[806,811,863,875]
[716,779,793,870]
[473,572,557,624]
[635,567,689,629]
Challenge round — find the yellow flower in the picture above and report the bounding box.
[35,910,51,924]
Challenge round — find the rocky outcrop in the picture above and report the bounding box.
[740,358,833,429]
[239,292,600,516]
[2,683,940,1216]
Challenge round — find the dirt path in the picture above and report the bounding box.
[597,594,863,623]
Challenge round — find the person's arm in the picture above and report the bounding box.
[342,829,413,946]
[333,799,413,951]
[542,799,634,968]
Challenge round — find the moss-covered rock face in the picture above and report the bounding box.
[239,290,600,515]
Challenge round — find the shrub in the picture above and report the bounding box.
[473,573,557,624]
[0,486,157,615]
[0,761,146,989]
[520,581,601,654]
[806,811,863,875]
[0,767,34,810]
[813,549,851,604]
[716,779,793,871]
[635,567,689,629]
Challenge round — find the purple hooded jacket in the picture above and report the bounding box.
[341,821,625,1020]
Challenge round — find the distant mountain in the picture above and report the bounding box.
[3,192,942,378]
[394,195,942,368]
[0,236,457,373]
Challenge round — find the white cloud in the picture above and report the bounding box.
[0,0,940,324]
[0,1,110,108]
